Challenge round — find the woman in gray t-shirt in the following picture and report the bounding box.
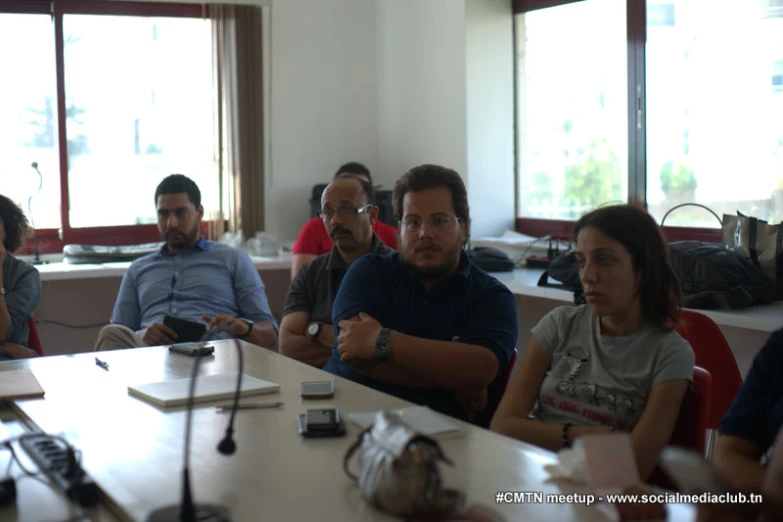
[490,205,694,479]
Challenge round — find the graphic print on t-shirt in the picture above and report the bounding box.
[542,350,641,431]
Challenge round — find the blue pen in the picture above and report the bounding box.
[95,357,110,371]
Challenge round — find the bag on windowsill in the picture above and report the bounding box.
[722,212,783,299]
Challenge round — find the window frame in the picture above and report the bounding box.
[1,0,208,255]
[513,0,726,244]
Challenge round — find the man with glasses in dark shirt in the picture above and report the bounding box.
[322,164,518,424]
[280,176,391,367]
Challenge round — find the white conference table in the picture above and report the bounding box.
[1,342,696,522]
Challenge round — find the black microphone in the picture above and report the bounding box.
[147,323,244,522]
[28,162,47,265]
[214,324,244,457]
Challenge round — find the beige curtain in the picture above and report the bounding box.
[211,4,264,239]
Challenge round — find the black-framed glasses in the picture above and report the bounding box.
[318,204,372,220]
[399,214,460,232]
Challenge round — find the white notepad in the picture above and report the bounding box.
[348,406,462,438]
[128,372,279,408]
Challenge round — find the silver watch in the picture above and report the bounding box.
[238,318,254,337]
[307,322,322,340]
[374,328,391,360]
[0,287,5,296]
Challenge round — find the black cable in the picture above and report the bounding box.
[513,234,552,267]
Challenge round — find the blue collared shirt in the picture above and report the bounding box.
[323,251,518,420]
[111,237,277,339]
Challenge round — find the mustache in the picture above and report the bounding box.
[329,227,352,239]
[414,243,441,252]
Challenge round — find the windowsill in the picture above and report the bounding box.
[491,267,783,333]
[34,254,292,282]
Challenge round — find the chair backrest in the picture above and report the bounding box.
[668,366,711,454]
[676,309,743,429]
[475,348,518,428]
[27,317,43,357]
[648,366,711,489]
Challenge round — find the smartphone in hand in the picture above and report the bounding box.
[163,315,207,343]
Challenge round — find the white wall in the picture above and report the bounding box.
[266,0,379,241]
[465,0,516,239]
[375,0,468,192]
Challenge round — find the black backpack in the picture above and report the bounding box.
[669,241,776,309]
[537,241,775,310]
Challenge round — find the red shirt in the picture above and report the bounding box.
[293,217,398,255]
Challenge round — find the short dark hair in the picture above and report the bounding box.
[334,162,372,185]
[574,204,682,330]
[154,174,201,208]
[0,195,31,253]
[393,164,470,242]
[333,175,375,205]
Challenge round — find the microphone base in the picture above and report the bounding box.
[147,503,230,522]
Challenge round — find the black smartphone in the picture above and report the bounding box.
[168,343,215,357]
[163,315,207,343]
[297,409,345,438]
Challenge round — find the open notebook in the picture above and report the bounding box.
[128,372,279,408]
[348,406,462,438]
[0,369,45,401]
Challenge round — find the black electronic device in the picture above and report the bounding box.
[163,315,207,344]
[297,409,346,438]
[18,434,100,507]
[169,343,215,357]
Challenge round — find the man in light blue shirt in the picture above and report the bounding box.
[95,174,278,351]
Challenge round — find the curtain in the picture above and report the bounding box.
[211,4,264,239]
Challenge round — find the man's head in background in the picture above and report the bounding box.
[334,162,372,186]
[154,174,204,254]
[320,176,377,255]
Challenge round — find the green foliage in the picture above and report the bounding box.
[564,139,622,207]
[530,171,553,201]
[660,159,697,195]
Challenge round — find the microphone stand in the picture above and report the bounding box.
[29,162,48,265]
[148,326,243,522]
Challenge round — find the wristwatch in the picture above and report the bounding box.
[238,318,254,337]
[0,287,5,296]
[374,328,391,360]
[307,322,322,340]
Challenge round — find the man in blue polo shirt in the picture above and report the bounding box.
[713,329,783,496]
[323,164,518,423]
[94,174,278,351]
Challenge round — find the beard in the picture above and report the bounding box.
[164,223,199,250]
[398,243,462,281]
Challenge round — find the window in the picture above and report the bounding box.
[646,0,783,227]
[0,1,213,252]
[62,15,213,228]
[516,0,628,221]
[514,0,783,236]
[0,14,59,230]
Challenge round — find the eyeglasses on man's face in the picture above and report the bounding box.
[400,214,460,232]
[318,204,372,220]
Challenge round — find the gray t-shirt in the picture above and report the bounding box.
[531,305,694,431]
